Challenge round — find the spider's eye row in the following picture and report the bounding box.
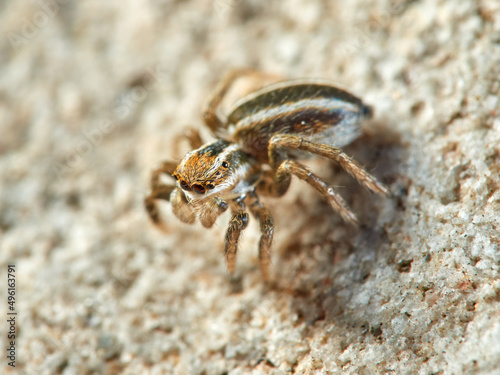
[192,184,206,194]
[179,180,191,191]
[221,161,229,168]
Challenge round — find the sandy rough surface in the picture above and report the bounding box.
[1,0,500,374]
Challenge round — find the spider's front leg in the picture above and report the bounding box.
[224,199,249,275]
[145,161,196,229]
[145,184,176,228]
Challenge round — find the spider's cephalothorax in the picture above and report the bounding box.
[173,140,259,200]
[145,70,389,280]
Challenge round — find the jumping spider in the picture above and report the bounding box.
[145,69,389,280]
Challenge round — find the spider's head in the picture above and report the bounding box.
[173,140,256,200]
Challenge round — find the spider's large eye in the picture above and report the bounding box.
[192,184,205,194]
[221,161,229,168]
[179,180,191,191]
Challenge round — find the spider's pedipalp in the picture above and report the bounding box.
[198,197,228,228]
[170,187,196,224]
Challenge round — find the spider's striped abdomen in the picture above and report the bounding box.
[228,82,371,162]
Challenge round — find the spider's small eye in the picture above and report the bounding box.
[192,184,205,194]
[179,180,191,191]
[221,161,229,168]
[206,183,215,190]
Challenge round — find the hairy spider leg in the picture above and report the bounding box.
[260,159,359,225]
[145,160,178,225]
[184,128,204,149]
[145,185,177,226]
[259,133,389,224]
[150,161,178,189]
[203,69,255,132]
[247,192,274,280]
[171,127,205,157]
[145,160,196,228]
[202,69,282,133]
[269,134,389,196]
[224,200,250,275]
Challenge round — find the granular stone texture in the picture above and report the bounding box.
[0,0,499,374]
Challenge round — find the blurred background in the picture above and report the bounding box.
[1,1,499,374]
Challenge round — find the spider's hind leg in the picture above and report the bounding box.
[259,160,359,225]
[269,134,389,196]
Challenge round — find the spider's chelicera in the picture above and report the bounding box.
[145,70,389,280]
